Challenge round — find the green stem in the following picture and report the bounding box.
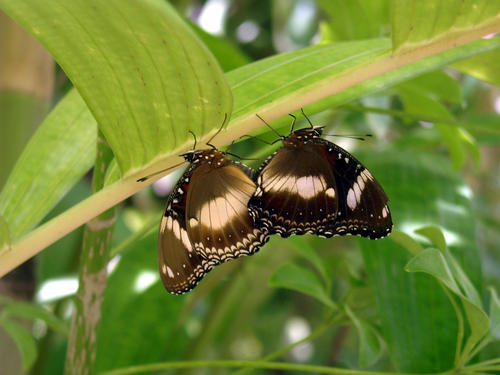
[98,360,455,375]
[464,357,500,369]
[64,131,116,375]
[440,283,464,367]
[462,336,492,365]
[231,312,343,375]
[338,104,500,135]
[463,365,500,372]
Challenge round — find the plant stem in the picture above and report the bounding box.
[231,312,342,375]
[64,131,116,375]
[98,359,456,375]
[338,104,500,135]
[439,284,464,368]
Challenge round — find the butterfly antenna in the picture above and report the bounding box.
[288,114,297,133]
[300,108,315,129]
[256,114,283,139]
[188,130,197,150]
[239,134,275,145]
[137,160,186,182]
[323,133,372,141]
[206,113,229,149]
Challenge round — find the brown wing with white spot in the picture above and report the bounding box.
[315,139,392,239]
[158,166,213,295]
[248,147,339,237]
[186,163,269,263]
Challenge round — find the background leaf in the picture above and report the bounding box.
[360,148,482,372]
[268,262,335,309]
[0,0,232,174]
[0,89,96,240]
[0,317,37,371]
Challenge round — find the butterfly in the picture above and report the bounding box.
[156,145,269,295]
[248,111,392,239]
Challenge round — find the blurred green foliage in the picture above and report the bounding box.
[1,1,500,375]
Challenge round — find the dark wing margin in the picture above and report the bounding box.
[158,166,212,295]
[317,139,392,239]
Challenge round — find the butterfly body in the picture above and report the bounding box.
[159,149,269,294]
[249,126,392,239]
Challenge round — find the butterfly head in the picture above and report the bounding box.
[283,127,324,147]
[181,149,228,167]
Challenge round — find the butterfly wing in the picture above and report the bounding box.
[158,167,213,294]
[315,139,392,239]
[186,162,269,264]
[248,147,339,237]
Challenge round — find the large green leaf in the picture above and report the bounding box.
[1,12,499,278]
[360,149,482,372]
[0,0,232,174]
[392,0,500,52]
[0,89,96,240]
[406,248,489,364]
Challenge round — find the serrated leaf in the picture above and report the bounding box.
[489,287,500,339]
[345,305,384,368]
[415,225,447,253]
[392,1,500,53]
[0,0,232,174]
[2,302,68,337]
[0,317,37,371]
[268,262,335,309]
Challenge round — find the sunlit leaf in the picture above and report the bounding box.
[392,1,500,52]
[0,90,96,240]
[0,0,232,174]
[415,225,447,253]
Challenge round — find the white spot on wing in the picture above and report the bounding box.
[347,188,357,210]
[325,188,335,198]
[167,266,175,278]
[382,205,389,218]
